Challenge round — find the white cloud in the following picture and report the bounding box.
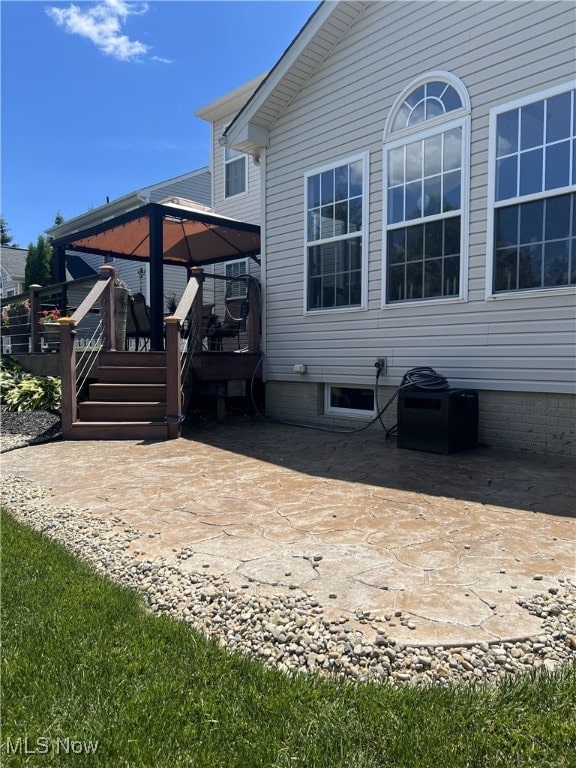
[46,0,151,62]
[151,55,173,65]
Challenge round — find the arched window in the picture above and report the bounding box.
[384,73,470,304]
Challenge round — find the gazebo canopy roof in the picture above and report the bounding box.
[47,197,260,267]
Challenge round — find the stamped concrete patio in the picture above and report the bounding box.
[3,420,574,646]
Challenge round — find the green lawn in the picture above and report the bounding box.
[2,508,575,768]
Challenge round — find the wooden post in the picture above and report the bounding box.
[29,284,42,353]
[99,265,116,351]
[247,278,261,353]
[59,317,77,437]
[165,317,182,439]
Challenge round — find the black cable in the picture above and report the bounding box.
[250,362,449,438]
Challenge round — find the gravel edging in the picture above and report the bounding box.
[1,410,62,452]
[2,473,575,687]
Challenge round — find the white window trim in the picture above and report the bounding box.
[303,151,369,315]
[485,80,576,300]
[224,147,248,199]
[382,83,471,308]
[324,384,376,418]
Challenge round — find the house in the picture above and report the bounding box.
[222,0,576,456]
[195,74,265,308]
[0,246,27,297]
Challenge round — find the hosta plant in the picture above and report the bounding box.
[0,356,61,412]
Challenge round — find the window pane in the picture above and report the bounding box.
[518,245,542,289]
[349,197,362,232]
[406,141,423,181]
[519,199,543,244]
[406,261,423,299]
[407,225,423,260]
[348,238,363,271]
[320,205,334,238]
[443,255,460,295]
[350,161,363,197]
[389,229,405,264]
[308,175,320,208]
[424,259,442,297]
[423,175,442,215]
[405,181,421,220]
[424,134,442,176]
[392,104,410,132]
[426,98,444,120]
[546,92,572,143]
[308,209,320,241]
[443,171,461,211]
[389,187,404,224]
[427,81,446,98]
[496,155,517,201]
[406,85,425,108]
[321,170,334,205]
[335,165,348,201]
[307,237,362,310]
[545,141,570,190]
[519,148,543,196]
[444,217,460,255]
[389,148,404,185]
[496,206,518,247]
[545,194,571,240]
[544,239,569,286]
[329,386,374,412]
[443,128,461,171]
[225,157,245,197]
[494,248,518,291]
[520,101,544,150]
[388,264,405,301]
[334,201,348,236]
[442,85,462,112]
[409,103,426,126]
[573,138,576,186]
[425,220,443,257]
[497,110,518,157]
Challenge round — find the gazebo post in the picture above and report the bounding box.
[149,205,165,350]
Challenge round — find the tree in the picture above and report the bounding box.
[1,216,17,246]
[25,235,53,289]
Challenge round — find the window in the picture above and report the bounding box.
[489,84,576,294]
[384,74,470,304]
[305,154,367,311]
[225,259,248,298]
[225,147,247,197]
[325,385,375,417]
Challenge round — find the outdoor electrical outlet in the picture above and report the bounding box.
[375,358,387,373]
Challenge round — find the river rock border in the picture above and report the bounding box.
[2,474,575,686]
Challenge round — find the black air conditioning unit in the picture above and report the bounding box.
[397,388,479,454]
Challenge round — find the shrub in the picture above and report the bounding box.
[0,356,61,411]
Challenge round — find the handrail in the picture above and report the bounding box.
[165,269,202,439]
[60,266,117,437]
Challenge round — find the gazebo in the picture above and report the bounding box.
[48,196,261,350]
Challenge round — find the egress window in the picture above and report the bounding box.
[326,385,375,417]
[490,84,576,293]
[305,154,367,311]
[384,74,470,304]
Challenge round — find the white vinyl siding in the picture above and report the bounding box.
[260,0,575,394]
[211,116,261,223]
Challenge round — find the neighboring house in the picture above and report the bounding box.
[222,0,575,455]
[0,246,27,297]
[195,74,265,307]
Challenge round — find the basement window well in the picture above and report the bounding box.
[326,385,375,417]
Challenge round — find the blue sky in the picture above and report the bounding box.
[1,0,318,248]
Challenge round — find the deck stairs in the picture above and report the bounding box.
[70,351,171,440]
